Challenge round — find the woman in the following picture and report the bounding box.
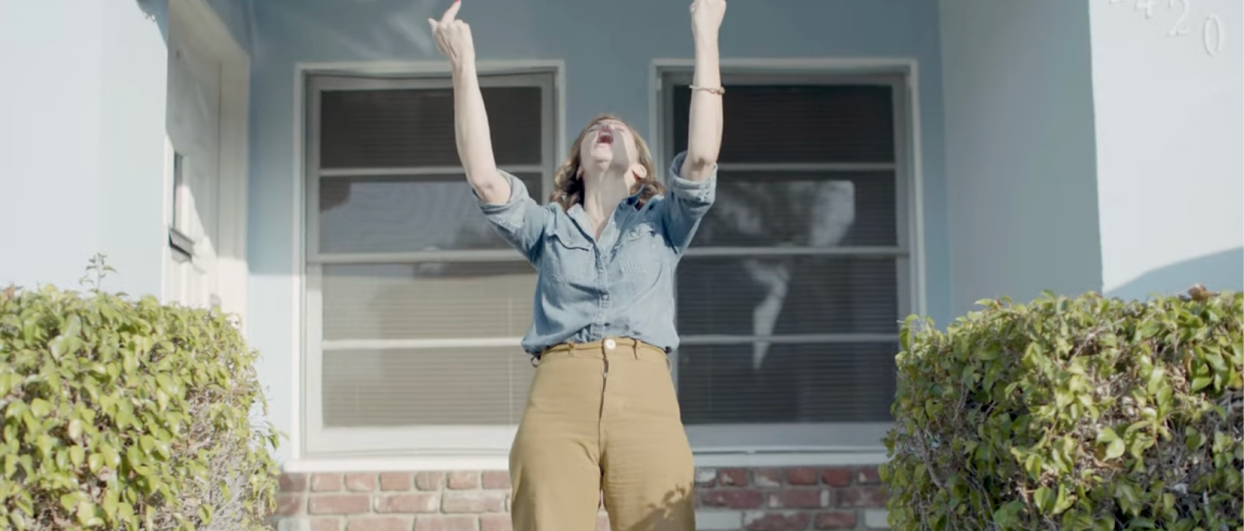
[429,1,725,529]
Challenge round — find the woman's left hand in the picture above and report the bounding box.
[690,0,726,40]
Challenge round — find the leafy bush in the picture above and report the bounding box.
[883,288,1243,530]
[0,260,280,530]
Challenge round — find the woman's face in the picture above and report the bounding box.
[579,118,640,174]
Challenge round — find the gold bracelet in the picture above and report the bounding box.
[689,85,725,95]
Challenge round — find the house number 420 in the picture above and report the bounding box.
[1109,0,1225,57]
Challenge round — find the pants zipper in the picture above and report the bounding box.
[598,356,610,421]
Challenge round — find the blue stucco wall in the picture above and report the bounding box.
[205,0,256,55]
[244,0,950,460]
[938,0,1104,318]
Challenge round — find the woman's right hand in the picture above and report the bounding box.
[428,1,475,68]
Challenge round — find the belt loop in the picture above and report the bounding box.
[632,340,640,361]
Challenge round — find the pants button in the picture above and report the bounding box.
[604,338,617,350]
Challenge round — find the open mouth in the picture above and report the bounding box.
[596,129,614,145]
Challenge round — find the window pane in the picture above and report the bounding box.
[322,263,536,341]
[319,173,542,254]
[676,256,899,335]
[323,348,532,427]
[676,342,897,424]
[692,171,897,248]
[320,86,543,168]
[672,84,894,163]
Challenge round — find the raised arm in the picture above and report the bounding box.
[680,0,726,181]
[660,0,726,254]
[429,1,509,204]
[429,1,549,262]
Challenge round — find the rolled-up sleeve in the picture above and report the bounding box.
[477,170,550,263]
[659,151,718,254]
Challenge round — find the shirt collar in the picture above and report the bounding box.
[623,186,645,208]
[571,187,645,213]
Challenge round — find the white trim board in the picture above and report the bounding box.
[294,59,567,78]
[281,451,889,473]
[163,0,251,325]
[289,58,307,463]
[651,57,921,74]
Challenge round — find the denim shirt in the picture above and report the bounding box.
[478,152,717,355]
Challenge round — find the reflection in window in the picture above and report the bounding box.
[318,174,543,253]
[667,80,907,426]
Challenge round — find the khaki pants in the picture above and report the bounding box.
[509,337,695,531]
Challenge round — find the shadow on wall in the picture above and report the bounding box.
[629,485,694,531]
[1106,247,1244,301]
[134,0,169,42]
[133,0,256,62]
[252,0,452,63]
[203,0,258,53]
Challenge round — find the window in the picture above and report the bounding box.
[168,151,194,258]
[658,70,917,450]
[303,71,558,456]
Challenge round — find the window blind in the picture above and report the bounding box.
[320,87,543,168]
[311,79,549,432]
[667,82,905,425]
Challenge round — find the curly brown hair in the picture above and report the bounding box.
[548,114,665,210]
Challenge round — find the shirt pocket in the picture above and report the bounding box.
[619,222,661,275]
[547,230,595,284]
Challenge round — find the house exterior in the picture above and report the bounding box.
[1,0,1240,530]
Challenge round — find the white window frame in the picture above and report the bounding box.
[298,61,565,458]
[650,58,928,453]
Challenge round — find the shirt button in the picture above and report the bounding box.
[604,338,617,350]
[602,294,610,301]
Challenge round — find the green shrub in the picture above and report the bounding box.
[883,289,1243,531]
[0,261,280,530]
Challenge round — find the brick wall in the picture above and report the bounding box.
[273,467,888,531]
